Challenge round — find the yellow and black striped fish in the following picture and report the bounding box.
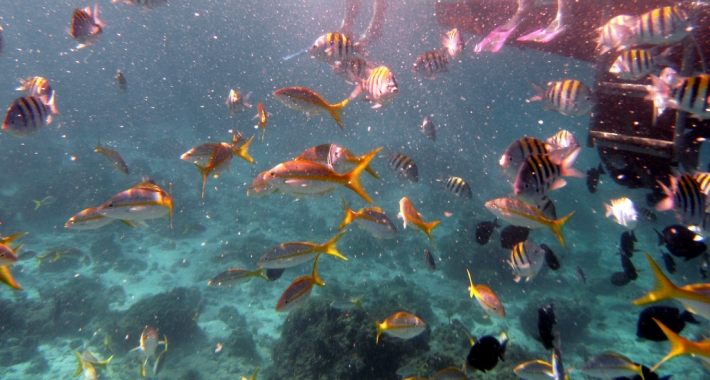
[116,70,128,93]
[649,70,710,120]
[499,137,550,178]
[308,32,366,64]
[2,96,56,137]
[508,241,545,282]
[546,130,579,151]
[16,77,54,100]
[388,152,418,183]
[627,6,690,47]
[332,58,370,81]
[695,172,710,197]
[596,15,635,55]
[527,79,594,117]
[412,51,449,80]
[441,176,472,200]
[656,173,707,226]
[609,48,671,80]
[350,65,398,109]
[513,148,584,202]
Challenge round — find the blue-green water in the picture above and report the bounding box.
[0,1,707,379]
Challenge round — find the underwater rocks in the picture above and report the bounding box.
[90,233,124,265]
[116,287,204,351]
[34,276,111,336]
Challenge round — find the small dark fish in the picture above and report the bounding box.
[610,271,631,286]
[424,249,436,273]
[700,253,709,279]
[421,116,438,141]
[541,243,560,270]
[576,266,586,284]
[500,225,530,249]
[620,251,638,281]
[638,207,658,222]
[655,225,707,261]
[586,163,605,193]
[441,176,472,200]
[264,268,285,281]
[464,333,508,373]
[388,152,418,182]
[475,218,499,245]
[613,364,673,380]
[636,306,700,341]
[660,250,676,274]
[116,70,128,93]
[537,304,556,350]
[620,231,637,257]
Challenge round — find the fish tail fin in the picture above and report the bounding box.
[549,211,575,248]
[233,135,255,164]
[74,351,85,377]
[93,355,113,371]
[0,232,28,246]
[424,220,441,248]
[338,194,355,230]
[634,253,681,306]
[95,138,103,153]
[329,98,349,130]
[141,358,147,377]
[343,147,382,204]
[312,254,325,286]
[196,164,209,198]
[45,91,59,115]
[93,3,106,28]
[647,74,671,125]
[323,230,348,261]
[466,269,478,299]
[654,228,666,245]
[32,200,42,210]
[559,147,584,178]
[0,266,22,290]
[655,178,675,212]
[15,78,28,92]
[651,318,695,372]
[375,320,385,344]
[526,82,546,102]
[354,295,365,311]
[352,150,381,179]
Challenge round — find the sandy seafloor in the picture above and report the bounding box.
[0,0,709,379]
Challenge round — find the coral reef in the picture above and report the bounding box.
[90,233,124,266]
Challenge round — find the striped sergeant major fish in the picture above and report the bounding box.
[112,0,168,10]
[546,130,579,151]
[348,65,398,109]
[284,32,367,63]
[70,4,105,48]
[2,96,58,137]
[648,68,710,120]
[332,58,371,82]
[412,51,449,80]
[16,77,55,103]
[508,241,545,282]
[226,89,252,114]
[440,176,472,200]
[626,6,691,48]
[694,172,710,199]
[656,172,708,227]
[387,152,418,183]
[596,14,636,55]
[513,148,584,203]
[500,137,551,179]
[609,48,672,80]
[527,79,594,117]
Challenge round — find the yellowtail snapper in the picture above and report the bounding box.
[579,352,645,379]
[466,269,505,318]
[230,132,255,164]
[65,207,135,230]
[32,196,56,210]
[253,102,268,141]
[95,140,129,175]
[97,179,173,228]
[207,268,268,286]
[338,194,397,239]
[0,232,27,290]
[375,311,426,344]
[293,143,379,179]
[527,79,594,116]
[130,325,168,377]
[650,318,710,373]
[273,86,349,129]
[485,198,574,247]
[257,231,347,269]
[514,359,554,379]
[398,197,441,247]
[330,295,365,311]
[276,255,325,312]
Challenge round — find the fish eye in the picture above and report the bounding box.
[108,203,115,208]
[524,184,529,189]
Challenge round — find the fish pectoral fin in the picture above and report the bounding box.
[550,178,567,191]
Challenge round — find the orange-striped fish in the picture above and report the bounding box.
[231,132,255,164]
[484,198,574,247]
[375,311,426,344]
[0,232,27,290]
[130,325,168,377]
[182,142,232,198]
[208,267,268,286]
[349,65,398,109]
[294,143,380,179]
[250,147,381,203]
[95,140,129,175]
[97,179,173,227]
[65,207,136,230]
[273,86,349,130]
[2,96,57,137]
[339,194,397,239]
[226,89,252,114]
[398,197,441,247]
[276,254,325,312]
[466,269,505,318]
[253,102,268,141]
[257,231,347,269]
[70,4,105,48]
[246,171,277,198]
